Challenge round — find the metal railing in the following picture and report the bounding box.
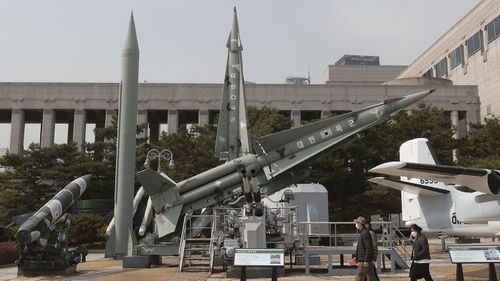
[299,220,412,264]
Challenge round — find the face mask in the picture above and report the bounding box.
[411,231,417,238]
[356,223,362,230]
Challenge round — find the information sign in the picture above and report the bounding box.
[234,248,284,267]
[449,245,500,264]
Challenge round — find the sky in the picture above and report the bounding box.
[0,0,481,149]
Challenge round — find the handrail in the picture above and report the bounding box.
[299,220,411,264]
[178,213,191,271]
[209,211,217,273]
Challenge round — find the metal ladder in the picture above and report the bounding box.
[179,212,216,272]
[381,223,411,269]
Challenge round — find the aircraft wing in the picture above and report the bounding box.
[368,177,449,196]
[369,161,500,195]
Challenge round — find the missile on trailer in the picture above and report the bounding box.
[16,175,91,246]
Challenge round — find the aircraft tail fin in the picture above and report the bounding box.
[398,138,447,222]
[399,138,438,164]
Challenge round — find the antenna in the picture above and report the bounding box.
[307,66,311,84]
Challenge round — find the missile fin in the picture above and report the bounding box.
[156,204,183,238]
[11,212,35,226]
[137,168,179,212]
[136,168,176,195]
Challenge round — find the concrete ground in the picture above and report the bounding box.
[0,238,499,280]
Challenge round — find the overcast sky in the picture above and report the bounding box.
[0,0,482,150]
[1,0,480,85]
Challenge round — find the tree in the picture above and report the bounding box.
[457,116,500,169]
[0,143,95,226]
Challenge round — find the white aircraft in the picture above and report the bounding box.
[368,138,500,237]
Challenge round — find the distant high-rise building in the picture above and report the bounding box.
[324,55,406,84]
[334,55,380,66]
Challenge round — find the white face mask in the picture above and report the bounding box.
[356,223,362,230]
[411,231,417,238]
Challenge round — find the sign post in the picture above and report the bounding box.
[448,245,500,281]
[234,248,285,281]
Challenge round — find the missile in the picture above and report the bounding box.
[106,186,145,236]
[138,198,153,236]
[215,7,251,161]
[138,89,434,237]
[16,175,91,246]
[114,12,140,257]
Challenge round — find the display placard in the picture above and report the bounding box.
[449,245,500,264]
[234,248,284,267]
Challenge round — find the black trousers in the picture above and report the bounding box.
[410,262,433,281]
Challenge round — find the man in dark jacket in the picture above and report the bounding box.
[354,216,376,281]
[409,224,433,281]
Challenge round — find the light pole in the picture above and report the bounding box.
[144,149,175,172]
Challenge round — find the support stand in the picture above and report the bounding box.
[489,263,498,281]
[455,263,464,281]
[239,266,278,281]
[240,266,246,281]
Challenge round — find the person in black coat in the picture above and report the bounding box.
[409,224,434,281]
[354,216,376,281]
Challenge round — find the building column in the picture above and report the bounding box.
[73,109,86,151]
[482,27,489,62]
[199,109,209,127]
[450,110,459,162]
[137,110,148,140]
[465,110,479,134]
[41,109,55,148]
[9,109,25,154]
[167,110,178,134]
[105,109,116,127]
[291,110,301,128]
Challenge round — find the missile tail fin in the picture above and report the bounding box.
[137,168,179,212]
[156,204,183,238]
[11,212,35,226]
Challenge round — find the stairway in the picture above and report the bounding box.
[380,223,411,269]
[178,212,216,272]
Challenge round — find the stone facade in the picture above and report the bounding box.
[398,0,500,119]
[0,82,480,154]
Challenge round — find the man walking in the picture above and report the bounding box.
[354,216,376,281]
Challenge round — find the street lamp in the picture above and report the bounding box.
[144,149,175,172]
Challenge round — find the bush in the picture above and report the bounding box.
[69,213,106,245]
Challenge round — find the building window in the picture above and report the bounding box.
[435,58,448,78]
[422,68,433,78]
[466,31,482,57]
[486,15,500,43]
[449,46,463,69]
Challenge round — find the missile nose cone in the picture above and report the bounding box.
[396,89,434,108]
[122,11,139,57]
[228,7,241,52]
[81,174,92,185]
[16,229,30,245]
[231,8,240,40]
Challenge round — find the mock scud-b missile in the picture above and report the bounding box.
[114,11,140,257]
[16,175,91,246]
[138,89,434,237]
